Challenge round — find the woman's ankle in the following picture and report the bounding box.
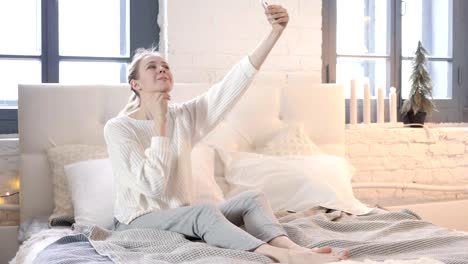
[254,244,287,263]
[269,235,302,249]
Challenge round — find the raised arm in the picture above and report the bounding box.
[176,4,289,145]
[248,4,289,69]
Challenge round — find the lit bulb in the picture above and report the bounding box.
[14,178,20,191]
[8,177,20,191]
[5,192,10,196]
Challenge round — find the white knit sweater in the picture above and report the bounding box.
[104,57,257,224]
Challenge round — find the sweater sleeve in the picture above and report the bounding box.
[104,120,172,199]
[175,56,257,144]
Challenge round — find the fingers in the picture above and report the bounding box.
[265,5,287,15]
[265,4,284,10]
[268,12,289,20]
[270,17,289,25]
[156,92,171,102]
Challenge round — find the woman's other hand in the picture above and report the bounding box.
[149,92,170,136]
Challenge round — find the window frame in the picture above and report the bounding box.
[0,0,159,134]
[323,0,465,123]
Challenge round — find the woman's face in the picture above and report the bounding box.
[135,54,174,94]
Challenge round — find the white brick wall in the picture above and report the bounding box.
[159,0,322,84]
[348,124,468,206]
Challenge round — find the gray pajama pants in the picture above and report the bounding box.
[115,191,287,251]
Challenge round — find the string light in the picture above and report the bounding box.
[0,191,19,198]
[0,176,20,207]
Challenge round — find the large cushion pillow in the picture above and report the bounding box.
[64,158,114,228]
[257,123,323,156]
[218,149,371,215]
[47,144,108,226]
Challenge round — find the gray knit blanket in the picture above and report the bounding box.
[34,208,468,264]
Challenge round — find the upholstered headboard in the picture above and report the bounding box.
[18,82,344,222]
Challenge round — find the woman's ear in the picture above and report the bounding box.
[130,79,140,91]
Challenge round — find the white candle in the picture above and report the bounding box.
[363,80,371,124]
[389,87,397,123]
[377,87,385,123]
[350,79,357,124]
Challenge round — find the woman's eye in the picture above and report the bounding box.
[163,65,170,70]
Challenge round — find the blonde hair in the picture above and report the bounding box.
[119,47,164,116]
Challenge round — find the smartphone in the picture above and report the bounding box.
[260,0,269,9]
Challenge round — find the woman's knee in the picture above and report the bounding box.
[193,203,222,216]
[240,190,267,206]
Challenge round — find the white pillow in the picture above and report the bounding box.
[258,123,323,156]
[64,158,114,228]
[218,150,371,215]
[191,143,224,204]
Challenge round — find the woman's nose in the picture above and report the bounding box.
[159,67,166,73]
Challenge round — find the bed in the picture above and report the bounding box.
[11,81,468,264]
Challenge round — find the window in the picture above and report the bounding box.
[0,0,159,134]
[323,0,464,123]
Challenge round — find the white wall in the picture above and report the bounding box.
[159,0,322,85]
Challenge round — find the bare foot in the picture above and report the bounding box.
[255,244,349,263]
[296,246,348,260]
[287,249,346,264]
[268,236,349,259]
[311,247,349,260]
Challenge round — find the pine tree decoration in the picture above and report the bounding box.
[401,41,436,121]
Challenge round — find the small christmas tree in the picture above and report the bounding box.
[401,41,436,119]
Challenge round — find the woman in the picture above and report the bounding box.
[104,4,348,264]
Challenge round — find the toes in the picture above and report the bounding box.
[311,246,332,254]
[337,250,350,260]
